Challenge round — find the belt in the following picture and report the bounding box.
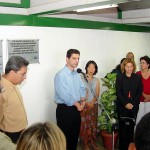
[58,103,76,108]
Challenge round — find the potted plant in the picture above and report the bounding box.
[98,73,118,150]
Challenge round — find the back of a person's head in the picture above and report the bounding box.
[126,52,134,60]
[16,122,66,150]
[134,112,150,150]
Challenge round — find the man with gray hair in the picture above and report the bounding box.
[0,56,29,143]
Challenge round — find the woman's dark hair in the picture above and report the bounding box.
[85,60,98,75]
[135,112,150,150]
[115,58,126,70]
[66,49,80,58]
[140,55,150,69]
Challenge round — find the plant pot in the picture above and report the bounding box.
[101,131,118,150]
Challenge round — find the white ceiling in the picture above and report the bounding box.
[0,0,20,3]
[1,0,150,26]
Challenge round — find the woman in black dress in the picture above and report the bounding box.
[116,58,143,150]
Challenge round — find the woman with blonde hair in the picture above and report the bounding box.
[116,58,143,150]
[126,52,134,61]
[16,122,66,150]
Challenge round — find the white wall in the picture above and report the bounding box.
[0,26,150,126]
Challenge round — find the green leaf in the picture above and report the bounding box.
[99,72,118,133]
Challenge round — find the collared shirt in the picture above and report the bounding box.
[0,77,28,132]
[0,132,16,150]
[54,66,86,106]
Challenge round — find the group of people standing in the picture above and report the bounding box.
[115,52,150,150]
[0,49,150,150]
[0,49,100,150]
[55,49,150,150]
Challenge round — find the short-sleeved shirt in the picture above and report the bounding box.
[0,77,27,132]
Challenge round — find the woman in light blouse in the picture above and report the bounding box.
[80,60,100,150]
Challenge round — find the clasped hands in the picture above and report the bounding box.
[74,97,86,111]
[125,103,133,109]
[143,93,150,102]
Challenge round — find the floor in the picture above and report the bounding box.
[77,134,119,150]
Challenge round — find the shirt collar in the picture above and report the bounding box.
[2,76,16,88]
[64,65,77,75]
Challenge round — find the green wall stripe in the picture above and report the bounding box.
[0,14,149,32]
[0,0,30,8]
[34,17,150,32]
[0,14,33,25]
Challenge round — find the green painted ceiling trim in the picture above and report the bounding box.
[34,17,150,32]
[0,14,150,32]
[21,0,30,8]
[0,14,33,25]
[32,9,63,16]
[0,0,30,8]
[30,2,110,16]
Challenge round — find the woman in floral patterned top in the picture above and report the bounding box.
[80,60,100,150]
